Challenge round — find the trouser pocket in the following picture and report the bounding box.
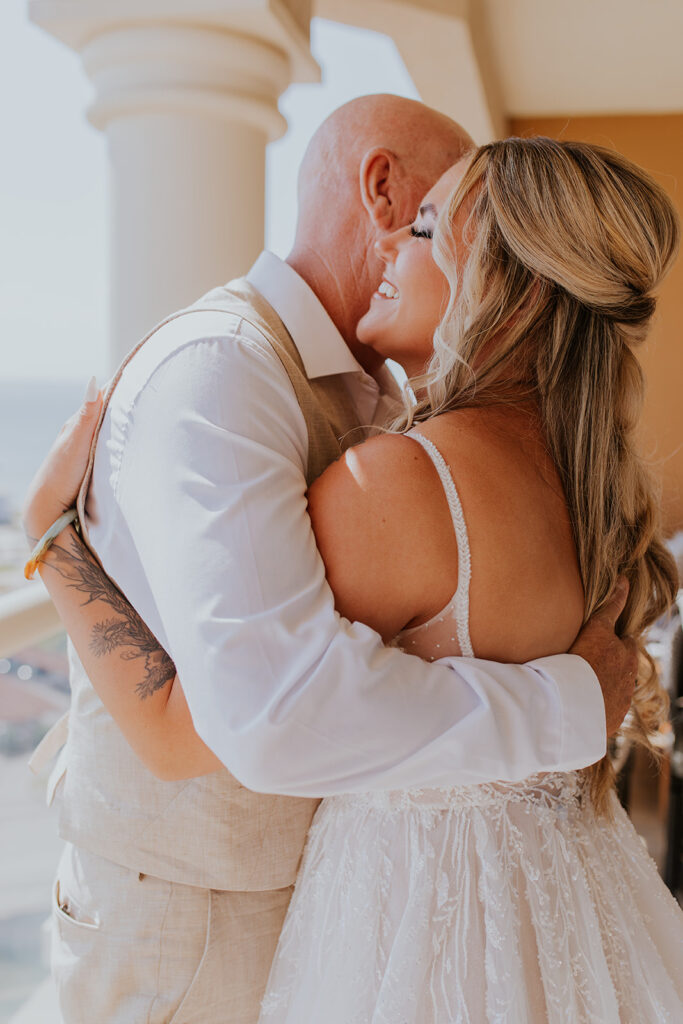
[53,877,101,931]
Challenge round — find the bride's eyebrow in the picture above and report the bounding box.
[417,203,437,219]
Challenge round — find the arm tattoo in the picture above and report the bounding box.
[44,533,176,700]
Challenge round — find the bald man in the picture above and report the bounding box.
[46,96,635,1023]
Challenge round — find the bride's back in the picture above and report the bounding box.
[403,405,585,664]
[308,402,585,665]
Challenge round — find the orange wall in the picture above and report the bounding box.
[509,114,683,534]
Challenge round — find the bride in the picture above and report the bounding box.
[24,137,683,1020]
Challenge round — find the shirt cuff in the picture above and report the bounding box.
[528,653,607,769]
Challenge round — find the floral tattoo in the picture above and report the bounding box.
[42,533,176,699]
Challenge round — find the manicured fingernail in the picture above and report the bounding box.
[84,376,98,404]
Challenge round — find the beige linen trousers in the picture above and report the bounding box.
[53,843,294,1023]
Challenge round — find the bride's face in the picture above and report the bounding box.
[357,159,471,376]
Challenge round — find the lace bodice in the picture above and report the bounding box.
[396,431,474,661]
[327,768,586,815]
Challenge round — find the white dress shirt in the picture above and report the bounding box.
[86,251,607,796]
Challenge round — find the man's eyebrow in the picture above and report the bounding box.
[418,203,437,218]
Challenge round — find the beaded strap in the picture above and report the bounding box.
[409,433,473,657]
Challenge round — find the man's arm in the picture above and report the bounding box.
[26,329,622,793]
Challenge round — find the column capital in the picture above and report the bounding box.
[83,26,293,138]
[29,0,319,86]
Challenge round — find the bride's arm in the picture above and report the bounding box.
[30,524,221,778]
[23,392,220,779]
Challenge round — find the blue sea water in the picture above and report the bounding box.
[0,379,87,520]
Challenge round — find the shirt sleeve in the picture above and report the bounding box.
[114,329,607,796]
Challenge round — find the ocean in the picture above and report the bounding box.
[0,379,87,521]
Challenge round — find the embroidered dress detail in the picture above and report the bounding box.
[260,776,683,1023]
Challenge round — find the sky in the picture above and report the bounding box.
[1,8,419,382]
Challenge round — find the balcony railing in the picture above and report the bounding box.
[0,584,63,659]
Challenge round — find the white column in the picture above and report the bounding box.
[29,2,318,366]
[84,26,292,361]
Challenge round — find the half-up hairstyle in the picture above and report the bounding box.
[397,137,680,813]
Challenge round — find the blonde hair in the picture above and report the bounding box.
[398,137,680,813]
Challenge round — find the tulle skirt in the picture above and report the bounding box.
[259,772,683,1023]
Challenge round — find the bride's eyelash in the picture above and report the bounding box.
[410,225,433,240]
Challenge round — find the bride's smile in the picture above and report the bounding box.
[357,157,471,376]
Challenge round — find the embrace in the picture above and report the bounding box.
[24,95,683,1022]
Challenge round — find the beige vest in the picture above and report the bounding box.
[51,278,362,891]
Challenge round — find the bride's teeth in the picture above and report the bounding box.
[378,281,399,299]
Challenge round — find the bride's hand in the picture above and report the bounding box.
[22,377,103,542]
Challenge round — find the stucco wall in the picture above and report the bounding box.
[508,114,683,534]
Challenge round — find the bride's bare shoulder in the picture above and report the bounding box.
[307,431,451,638]
[308,430,444,525]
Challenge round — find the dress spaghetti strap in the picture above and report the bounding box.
[407,431,473,657]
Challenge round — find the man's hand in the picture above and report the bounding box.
[22,377,102,542]
[569,578,638,738]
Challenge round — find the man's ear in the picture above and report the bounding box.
[359,148,396,231]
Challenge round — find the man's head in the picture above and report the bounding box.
[286,94,474,362]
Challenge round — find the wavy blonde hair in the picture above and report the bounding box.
[397,137,680,813]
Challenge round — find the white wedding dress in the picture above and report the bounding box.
[259,434,683,1023]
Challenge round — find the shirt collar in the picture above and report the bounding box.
[246,251,365,380]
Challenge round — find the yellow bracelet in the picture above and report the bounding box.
[24,509,79,580]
